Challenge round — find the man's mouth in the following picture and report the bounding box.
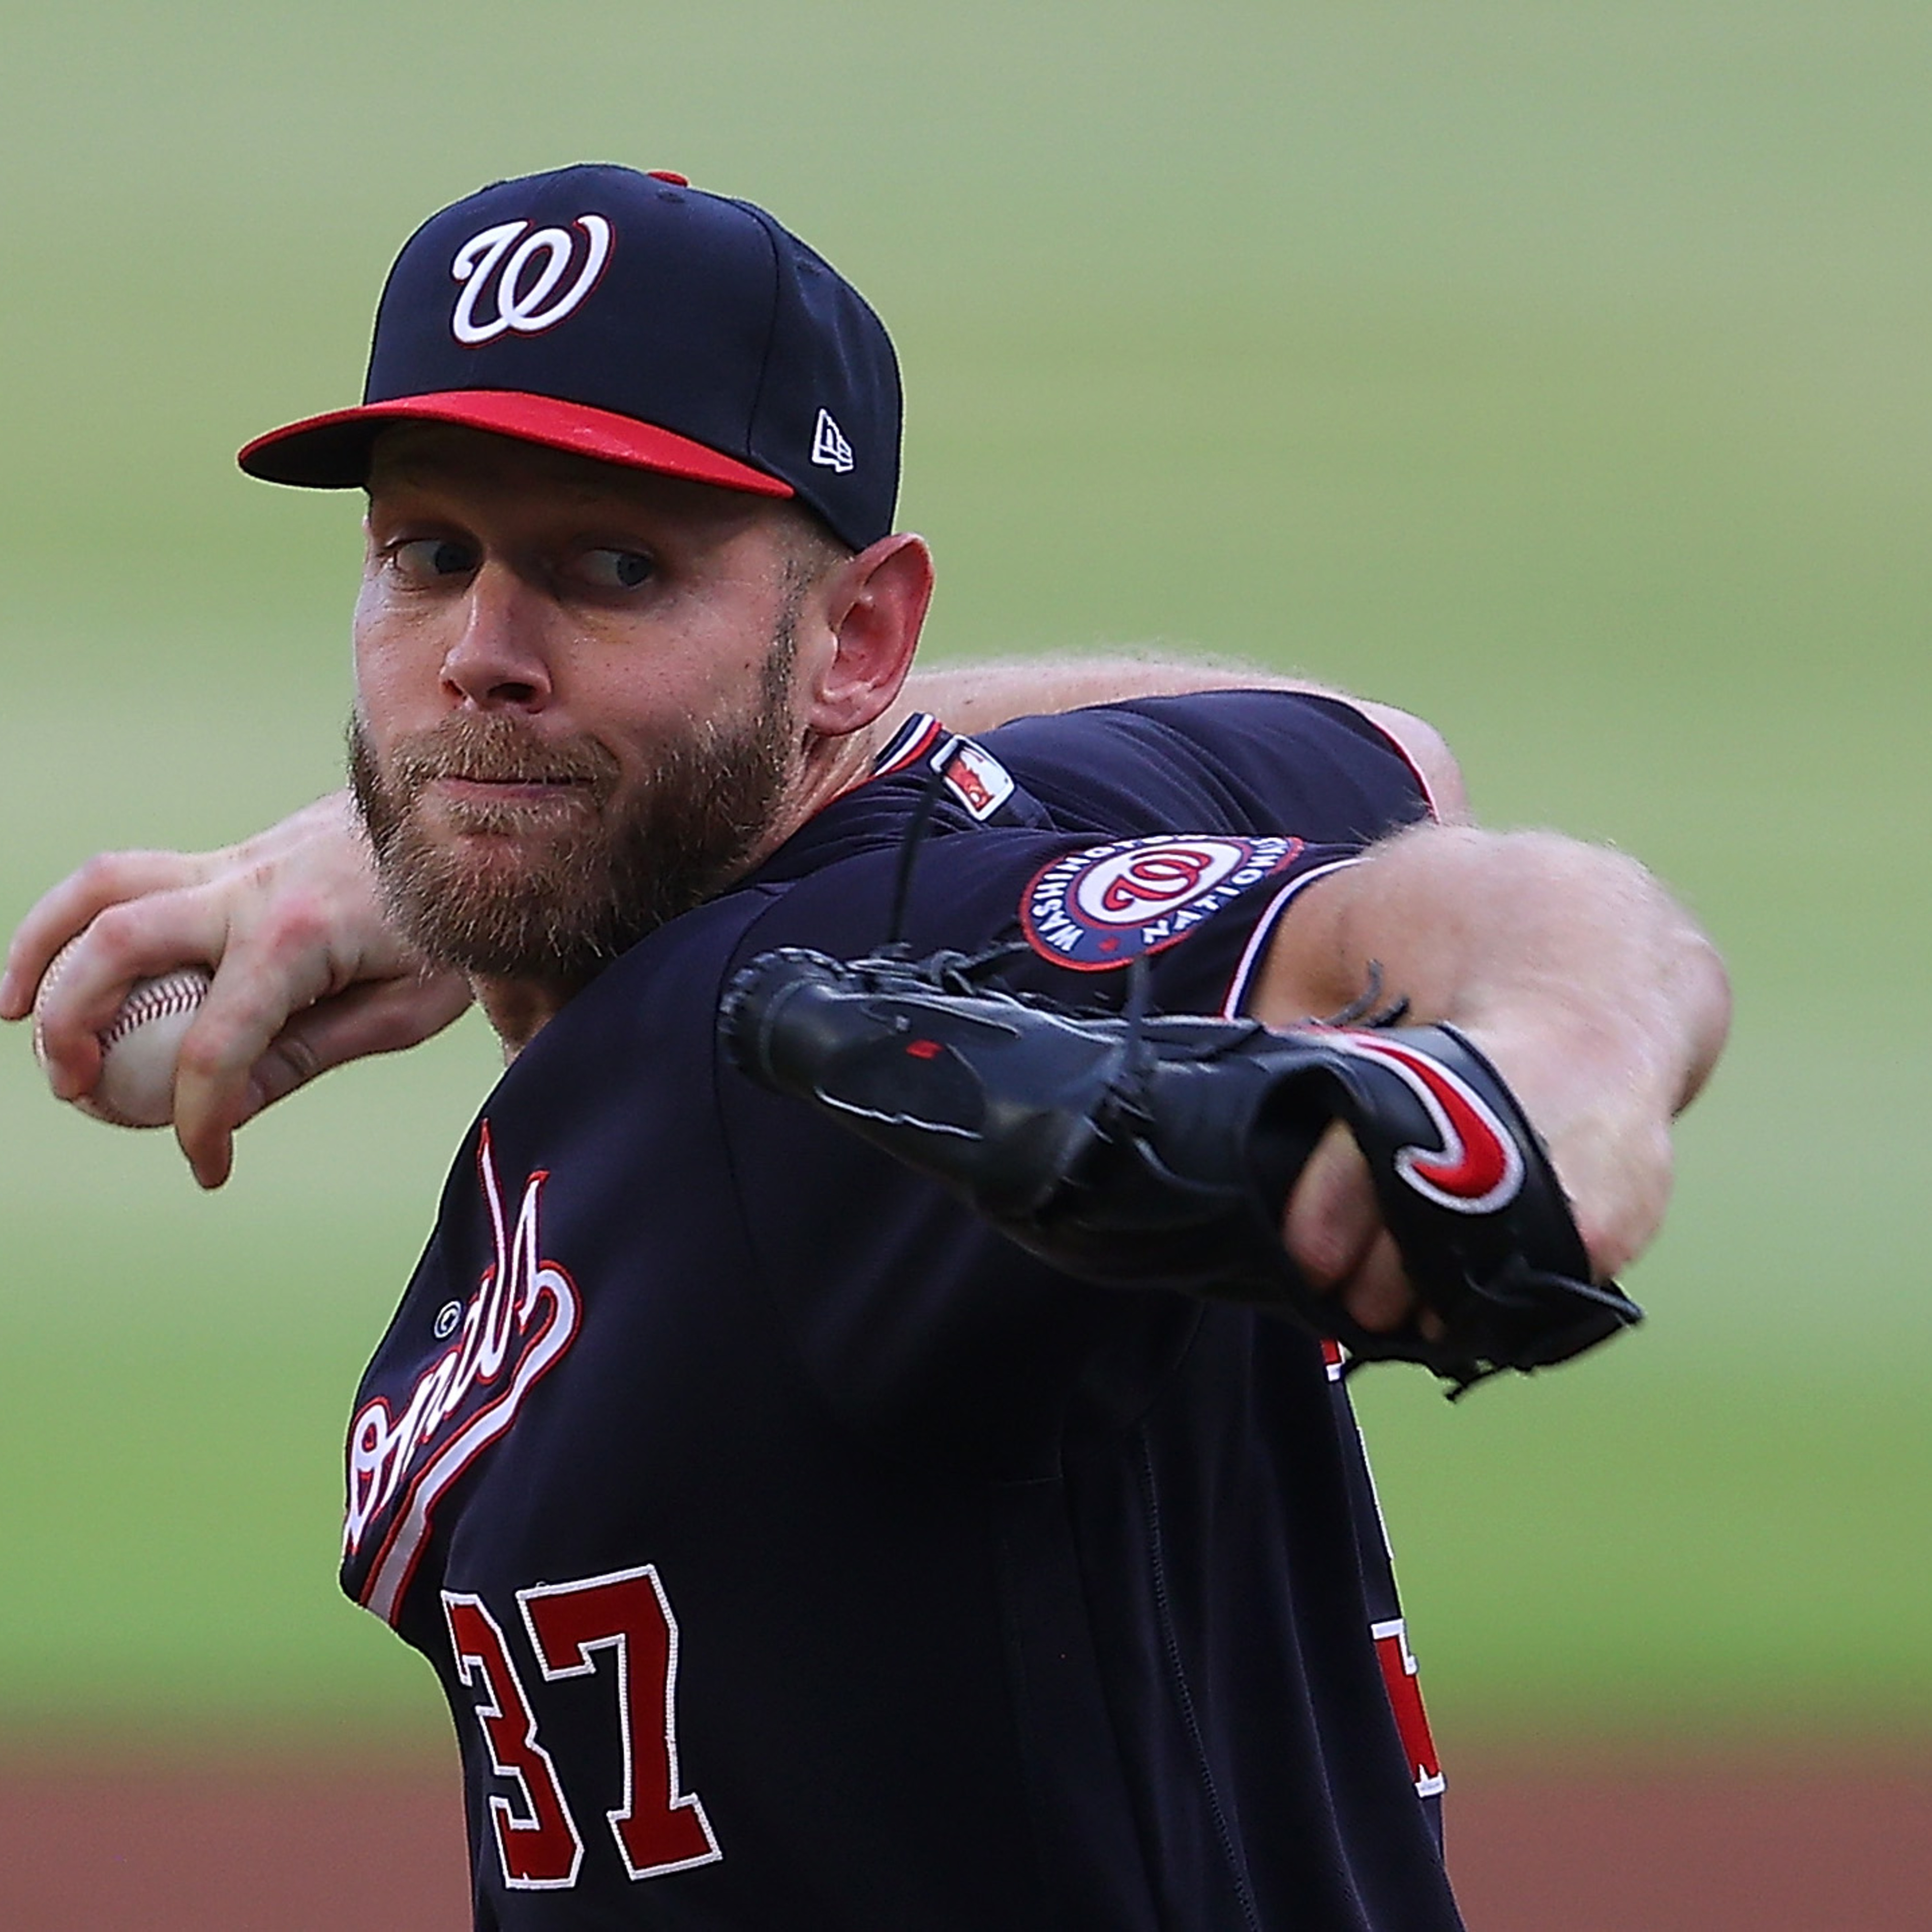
[435,772,593,789]
[423,772,602,813]
[361,713,624,825]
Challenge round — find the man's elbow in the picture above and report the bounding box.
[1351,701,1468,824]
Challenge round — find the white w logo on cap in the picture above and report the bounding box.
[450,215,613,345]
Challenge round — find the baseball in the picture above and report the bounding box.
[32,937,213,1129]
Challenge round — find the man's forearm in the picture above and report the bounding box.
[1255,823,1731,1281]
[1257,825,1727,1102]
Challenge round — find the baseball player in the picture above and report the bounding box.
[5,165,1728,1929]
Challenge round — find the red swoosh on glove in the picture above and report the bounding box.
[1329,1032,1524,1214]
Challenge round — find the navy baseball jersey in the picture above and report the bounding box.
[341,691,1464,1930]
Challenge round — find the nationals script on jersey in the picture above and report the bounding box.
[340,691,1462,1931]
[345,1128,583,1626]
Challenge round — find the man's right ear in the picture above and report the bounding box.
[804,533,935,738]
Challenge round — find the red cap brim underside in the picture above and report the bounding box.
[236,390,795,499]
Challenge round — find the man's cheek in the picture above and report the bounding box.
[353,608,448,726]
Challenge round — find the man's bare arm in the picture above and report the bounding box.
[1253,824,1731,1334]
[3,652,1458,1187]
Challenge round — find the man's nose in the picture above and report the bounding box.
[439,566,552,710]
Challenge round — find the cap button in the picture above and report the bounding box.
[647,170,690,187]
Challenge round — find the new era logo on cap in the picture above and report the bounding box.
[236,164,903,551]
[811,409,854,473]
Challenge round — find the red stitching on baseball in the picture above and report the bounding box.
[98,974,206,1051]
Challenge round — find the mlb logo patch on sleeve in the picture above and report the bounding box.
[867,713,1019,822]
[938,738,1015,821]
[1021,835,1303,971]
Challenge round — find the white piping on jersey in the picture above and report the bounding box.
[869,710,945,777]
[1219,857,1364,1018]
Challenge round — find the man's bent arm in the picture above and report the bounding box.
[5,653,1458,1186]
[1252,824,1731,1333]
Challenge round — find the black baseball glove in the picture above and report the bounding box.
[718,945,1641,1394]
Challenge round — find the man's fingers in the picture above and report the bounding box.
[12,792,437,1189]
[182,1122,239,1193]
[1336,1230,1414,1334]
[244,974,474,1115]
[167,931,365,1181]
[1454,1015,1679,1284]
[2,850,215,1020]
[1282,1118,1424,1336]
[1283,1121,1380,1286]
[173,972,474,1190]
[21,887,239,1098]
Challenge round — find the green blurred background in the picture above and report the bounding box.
[1,0,1925,1760]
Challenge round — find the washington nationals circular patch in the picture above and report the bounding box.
[1021,835,1303,971]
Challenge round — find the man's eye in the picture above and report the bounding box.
[578,548,656,591]
[389,537,475,582]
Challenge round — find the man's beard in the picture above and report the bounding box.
[348,637,797,991]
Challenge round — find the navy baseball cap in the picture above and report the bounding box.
[238,163,901,551]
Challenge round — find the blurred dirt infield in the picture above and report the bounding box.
[1447,1747,1932,1932]
[0,1745,1925,1929]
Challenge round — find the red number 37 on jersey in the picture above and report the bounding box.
[443,1563,722,1890]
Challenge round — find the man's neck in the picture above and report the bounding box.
[474,974,578,1059]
